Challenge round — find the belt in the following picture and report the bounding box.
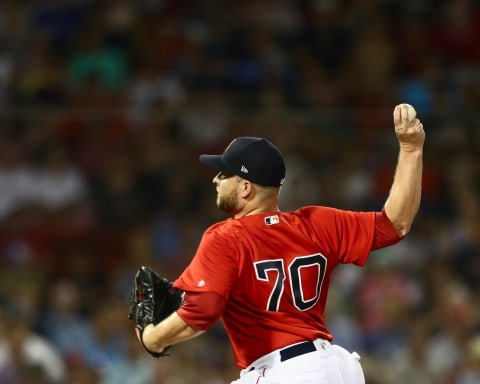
[279,341,316,362]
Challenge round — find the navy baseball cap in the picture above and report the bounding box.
[199,137,286,187]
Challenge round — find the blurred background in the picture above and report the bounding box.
[0,0,479,383]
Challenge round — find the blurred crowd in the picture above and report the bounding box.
[0,0,479,383]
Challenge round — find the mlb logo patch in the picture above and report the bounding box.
[264,215,280,225]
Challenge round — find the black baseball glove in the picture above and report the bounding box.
[128,265,184,358]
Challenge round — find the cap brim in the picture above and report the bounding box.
[199,154,231,173]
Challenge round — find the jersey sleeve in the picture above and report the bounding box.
[371,209,402,250]
[176,291,226,331]
[173,222,239,300]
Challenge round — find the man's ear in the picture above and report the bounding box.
[238,179,253,199]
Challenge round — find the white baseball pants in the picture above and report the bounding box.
[231,339,365,384]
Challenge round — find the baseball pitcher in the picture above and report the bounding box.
[129,104,425,383]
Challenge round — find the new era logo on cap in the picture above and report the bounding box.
[198,137,286,187]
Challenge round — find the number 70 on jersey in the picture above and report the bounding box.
[254,254,327,312]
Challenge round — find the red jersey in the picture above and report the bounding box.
[174,206,376,369]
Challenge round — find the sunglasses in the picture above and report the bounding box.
[217,172,235,180]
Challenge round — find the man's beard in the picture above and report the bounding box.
[217,188,238,214]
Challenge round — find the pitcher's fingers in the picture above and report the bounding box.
[393,105,402,125]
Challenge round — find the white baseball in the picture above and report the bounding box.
[404,103,416,122]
